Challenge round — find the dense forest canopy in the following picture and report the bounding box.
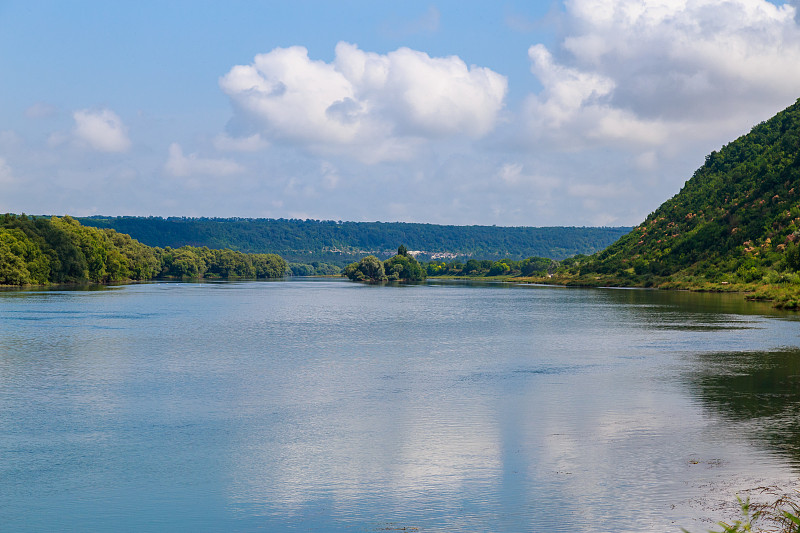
[76,216,631,264]
[567,97,800,293]
[0,214,287,285]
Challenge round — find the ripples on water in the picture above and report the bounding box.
[1,279,799,532]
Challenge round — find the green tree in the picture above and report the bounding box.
[251,253,288,278]
[343,255,387,281]
[384,253,426,281]
[463,259,482,275]
[786,242,800,272]
[0,229,34,284]
[0,228,50,284]
[488,261,511,276]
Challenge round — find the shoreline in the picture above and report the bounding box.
[492,275,800,310]
[6,274,800,310]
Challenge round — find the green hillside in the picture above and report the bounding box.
[563,98,800,305]
[76,217,631,264]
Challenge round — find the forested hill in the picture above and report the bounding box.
[0,214,287,285]
[76,217,631,264]
[573,97,800,288]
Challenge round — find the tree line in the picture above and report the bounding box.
[344,245,561,282]
[0,214,287,286]
[424,256,557,277]
[77,216,631,264]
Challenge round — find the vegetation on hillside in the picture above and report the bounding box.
[0,214,287,285]
[546,98,800,306]
[77,216,631,264]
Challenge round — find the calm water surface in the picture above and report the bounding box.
[2,279,800,532]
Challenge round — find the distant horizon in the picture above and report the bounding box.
[69,213,633,229]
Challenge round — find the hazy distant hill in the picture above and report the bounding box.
[573,98,800,287]
[76,217,631,264]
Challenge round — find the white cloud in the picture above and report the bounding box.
[72,109,131,152]
[219,42,507,163]
[525,44,670,148]
[164,143,244,177]
[525,0,800,149]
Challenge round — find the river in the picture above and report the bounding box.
[1,278,799,531]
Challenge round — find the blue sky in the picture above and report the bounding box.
[2,0,800,226]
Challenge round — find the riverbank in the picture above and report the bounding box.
[462,273,800,310]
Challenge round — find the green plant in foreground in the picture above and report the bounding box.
[683,495,800,533]
[702,496,759,532]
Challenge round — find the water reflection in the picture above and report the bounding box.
[2,280,800,531]
[688,348,800,464]
[586,286,787,317]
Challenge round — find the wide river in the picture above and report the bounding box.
[2,278,800,532]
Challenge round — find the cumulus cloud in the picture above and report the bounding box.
[219,42,507,162]
[72,108,131,152]
[525,0,800,149]
[525,44,667,146]
[164,143,244,177]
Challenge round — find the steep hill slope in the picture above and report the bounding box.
[571,98,800,295]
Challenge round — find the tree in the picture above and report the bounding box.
[0,230,33,285]
[343,255,387,281]
[384,253,426,281]
[463,259,482,275]
[488,261,511,276]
